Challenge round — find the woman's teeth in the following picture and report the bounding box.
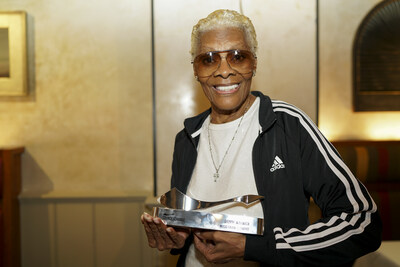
[214,84,239,91]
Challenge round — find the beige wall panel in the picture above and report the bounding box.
[20,201,56,267]
[244,0,316,119]
[155,0,316,195]
[56,202,94,267]
[0,0,153,194]
[94,201,144,267]
[117,1,153,192]
[319,0,400,141]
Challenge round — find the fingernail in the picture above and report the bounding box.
[166,228,172,233]
[143,213,152,221]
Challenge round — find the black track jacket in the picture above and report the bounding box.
[170,91,382,266]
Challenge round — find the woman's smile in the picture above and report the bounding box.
[213,83,240,94]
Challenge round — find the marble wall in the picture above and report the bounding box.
[0,0,153,195]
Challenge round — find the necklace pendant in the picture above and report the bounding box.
[213,173,220,182]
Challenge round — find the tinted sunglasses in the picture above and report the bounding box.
[192,49,256,78]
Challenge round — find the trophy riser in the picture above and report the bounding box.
[153,207,264,235]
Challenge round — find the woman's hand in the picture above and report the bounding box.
[193,230,246,263]
[141,212,190,250]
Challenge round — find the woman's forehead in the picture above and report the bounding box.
[197,27,250,53]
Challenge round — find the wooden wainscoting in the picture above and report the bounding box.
[19,192,178,267]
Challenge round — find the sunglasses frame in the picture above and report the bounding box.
[192,49,257,78]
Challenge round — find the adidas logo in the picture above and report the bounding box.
[270,156,285,172]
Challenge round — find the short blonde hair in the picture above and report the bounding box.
[191,9,258,59]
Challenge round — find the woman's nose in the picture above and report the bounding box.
[213,55,235,78]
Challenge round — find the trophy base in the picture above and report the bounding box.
[153,207,264,235]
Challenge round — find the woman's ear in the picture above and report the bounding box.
[253,57,257,76]
[193,65,199,81]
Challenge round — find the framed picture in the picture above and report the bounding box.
[0,11,28,96]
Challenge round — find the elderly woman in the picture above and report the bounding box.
[141,9,381,267]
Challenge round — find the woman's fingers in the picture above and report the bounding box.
[141,213,158,248]
[193,231,245,263]
[153,217,171,250]
[147,215,169,250]
[142,213,166,249]
[167,227,189,248]
[141,212,188,250]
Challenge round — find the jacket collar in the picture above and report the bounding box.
[183,108,211,138]
[183,91,276,138]
[251,91,277,133]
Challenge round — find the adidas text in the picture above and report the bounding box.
[270,163,285,172]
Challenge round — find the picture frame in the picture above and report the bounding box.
[0,11,28,96]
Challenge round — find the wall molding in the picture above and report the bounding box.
[19,190,149,201]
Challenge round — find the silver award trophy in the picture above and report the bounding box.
[152,188,264,235]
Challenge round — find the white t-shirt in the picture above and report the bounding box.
[185,97,263,267]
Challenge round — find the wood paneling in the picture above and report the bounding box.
[19,195,158,267]
[56,203,95,267]
[95,202,143,267]
[19,201,55,267]
[0,147,24,267]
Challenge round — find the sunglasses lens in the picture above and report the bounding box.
[194,50,255,78]
[227,50,254,73]
[193,52,221,77]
